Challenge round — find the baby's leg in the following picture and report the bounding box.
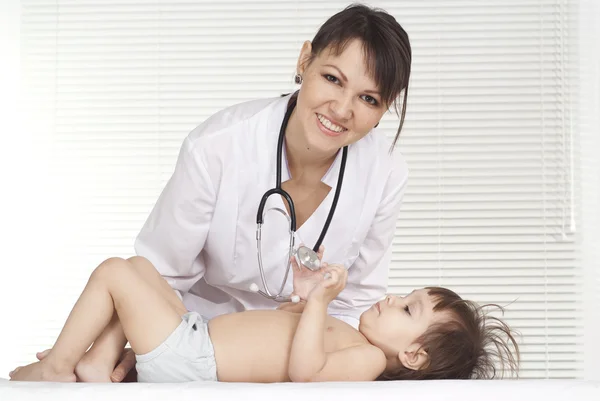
[75,256,186,382]
[10,257,183,382]
[126,256,187,315]
[73,311,127,382]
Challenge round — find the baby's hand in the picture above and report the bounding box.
[308,264,348,304]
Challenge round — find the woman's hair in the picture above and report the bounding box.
[378,287,521,381]
[304,3,412,149]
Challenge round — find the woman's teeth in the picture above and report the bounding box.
[317,114,346,133]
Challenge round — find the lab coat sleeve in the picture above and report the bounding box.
[134,136,216,295]
[328,154,409,328]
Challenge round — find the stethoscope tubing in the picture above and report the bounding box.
[253,92,348,301]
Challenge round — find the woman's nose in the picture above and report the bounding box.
[330,95,353,121]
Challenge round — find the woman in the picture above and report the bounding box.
[33,3,412,382]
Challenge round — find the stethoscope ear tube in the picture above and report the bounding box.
[256,188,296,231]
[312,146,347,253]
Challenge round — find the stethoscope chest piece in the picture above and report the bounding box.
[296,245,321,271]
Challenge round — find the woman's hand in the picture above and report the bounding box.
[291,245,327,300]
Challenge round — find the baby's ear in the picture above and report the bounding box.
[398,343,429,371]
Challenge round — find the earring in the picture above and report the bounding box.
[294,73,303,85]
[374,122,380,128]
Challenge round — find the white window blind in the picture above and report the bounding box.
[4,0,593,380]
[389,1,580,379]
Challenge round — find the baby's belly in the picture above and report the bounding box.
[208,310,298,382]
[207,310,363,383]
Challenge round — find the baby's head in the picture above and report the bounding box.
[358,287,519,380]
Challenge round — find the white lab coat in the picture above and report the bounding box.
[134,93,409,328]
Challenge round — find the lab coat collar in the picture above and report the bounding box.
[280,142,344,187]
[319,148,344,187]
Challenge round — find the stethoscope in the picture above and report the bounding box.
[249,92,348,303]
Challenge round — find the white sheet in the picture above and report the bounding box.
[1,379,599,401]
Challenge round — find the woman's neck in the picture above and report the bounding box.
[285,110,338,181]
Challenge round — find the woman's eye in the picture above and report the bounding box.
[362,95,378,106]
[404,305,411,316]
[324,74,340,84]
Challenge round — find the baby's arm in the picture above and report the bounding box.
[292,343,386,382]
[277,300,306,313]
[287,265,386,382]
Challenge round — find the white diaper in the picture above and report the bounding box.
[135,312,217,383]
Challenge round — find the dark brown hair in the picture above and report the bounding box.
[378,287,520,380]
[304,3,412,149]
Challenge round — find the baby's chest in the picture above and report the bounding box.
[323,319,366,352]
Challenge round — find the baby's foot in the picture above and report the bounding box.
[9,361,76,382]
[74,357,113,383]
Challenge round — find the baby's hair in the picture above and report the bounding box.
[378,287,520,380]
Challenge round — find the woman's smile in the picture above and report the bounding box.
[316,113,348,137]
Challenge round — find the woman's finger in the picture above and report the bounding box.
[110,348,136,383]
[290,255,301,271]
[317,245,325,261]
[36,349,51,361]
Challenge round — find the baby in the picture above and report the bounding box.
[9,255,519,383]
